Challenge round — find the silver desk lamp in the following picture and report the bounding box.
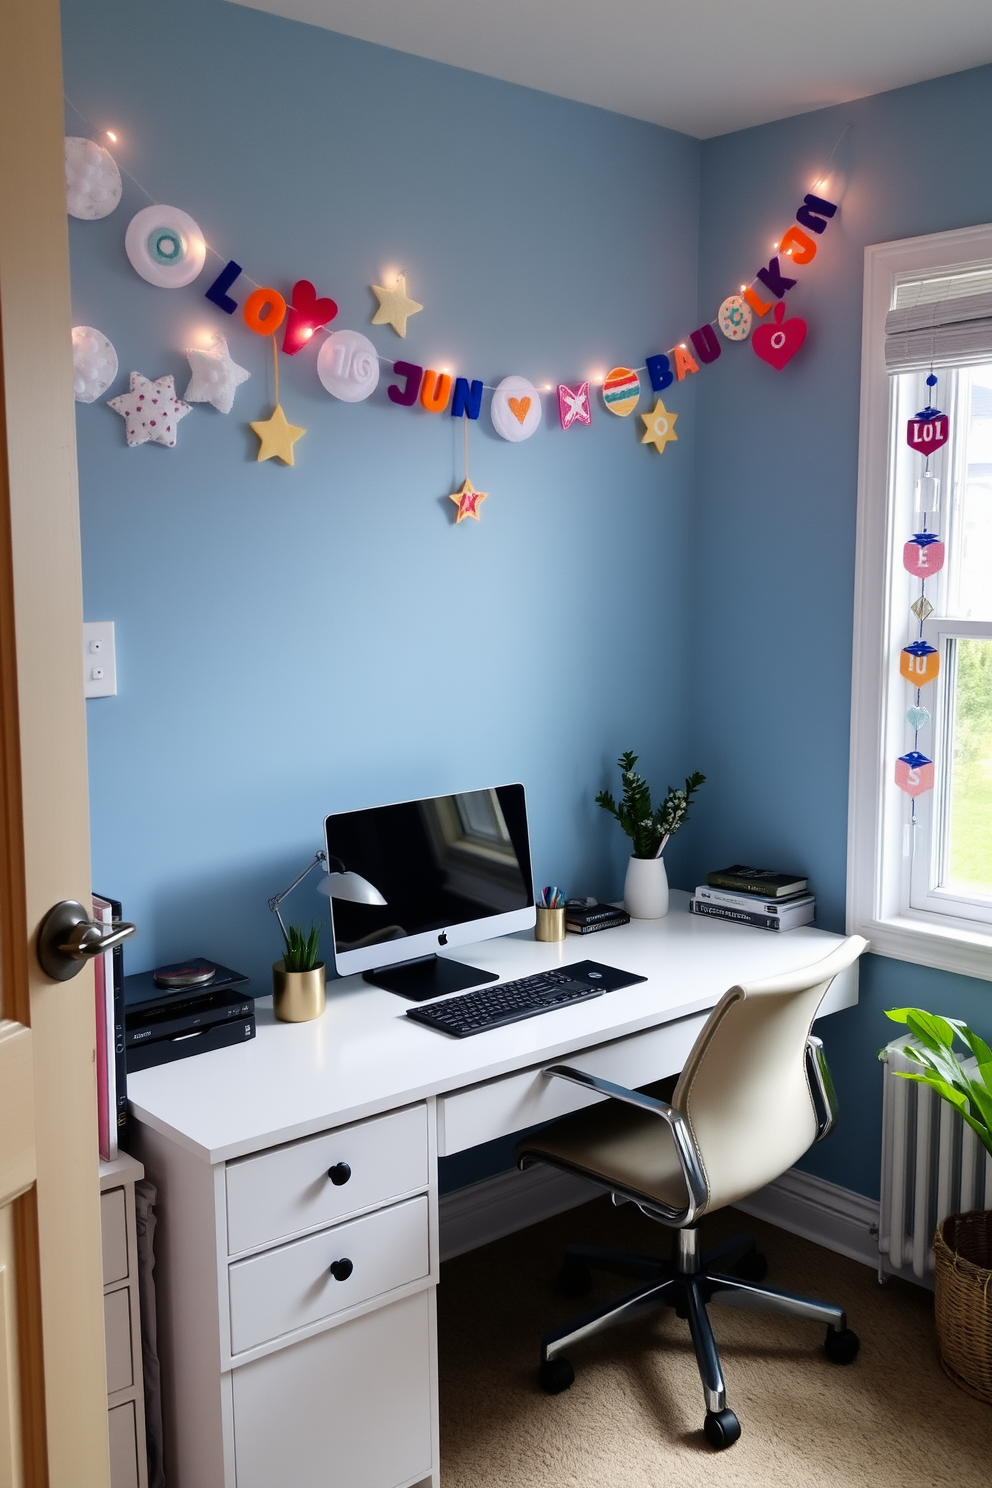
[268,850,386,937]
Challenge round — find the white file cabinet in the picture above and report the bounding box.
[100,1153,149,1488]
[133,1101,439,1488]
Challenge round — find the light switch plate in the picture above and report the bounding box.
[83,621,117,698]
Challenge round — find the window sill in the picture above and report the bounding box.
[848,907,992,983]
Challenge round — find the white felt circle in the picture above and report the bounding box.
[71,325,118,403]
[718,295,752,341]
[125,205,206,288]
[317,330,380,402]
[65,137,122,220]
[491,376,542,442]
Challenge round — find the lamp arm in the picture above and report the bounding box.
[268,850,329,938]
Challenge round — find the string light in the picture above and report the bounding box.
[64,93,844,407]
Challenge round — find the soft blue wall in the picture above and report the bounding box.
[64,0,992,1204]
[63,0,700,983]
[690,66,992,1198]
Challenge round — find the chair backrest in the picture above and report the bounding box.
[670,935,867,1214]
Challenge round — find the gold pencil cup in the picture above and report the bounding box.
[534,907,566,942]
[272,961,326,1022]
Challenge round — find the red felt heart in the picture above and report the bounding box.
[283,280,338,356]
[751,300,807,371]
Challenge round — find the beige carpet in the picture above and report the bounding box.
[438,1198,991,1487]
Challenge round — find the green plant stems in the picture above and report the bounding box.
[596,751,705,860]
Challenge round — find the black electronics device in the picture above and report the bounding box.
[405,960,647,1037]
[124,962,253,1072]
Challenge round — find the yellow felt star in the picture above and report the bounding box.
[250,403,305,466]
[640,398,678,454]
[450,479,487,523]
[370,274,423,337]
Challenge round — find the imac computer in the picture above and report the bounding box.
[322,784,535,1001]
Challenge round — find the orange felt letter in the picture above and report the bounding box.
[243,286,287,335]
[419,369,452,413]
[779,225,817,265]
[673,345,699,380]
[744,286,773,318]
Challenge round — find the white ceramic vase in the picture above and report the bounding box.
[624,854,669,919]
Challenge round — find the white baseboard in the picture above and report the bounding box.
[733,1168,882,1272]
[438,1163,897,1278]
[438,1165,598,1262]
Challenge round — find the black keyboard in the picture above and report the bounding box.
[405,961,647,1038]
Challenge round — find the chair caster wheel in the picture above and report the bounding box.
[732,1249,768,1283]
[704,1408,741,1450]
[824,1326,860,1364]
[558,1260,593,1298]
[539,1357,575,1394]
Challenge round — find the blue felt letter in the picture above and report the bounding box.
[646,354,674,392]
[450,377,483,420]
[205,259,243,315]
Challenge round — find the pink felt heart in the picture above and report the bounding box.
[283,280,338,356]
[508,396,531,424]
[752,300,806,371]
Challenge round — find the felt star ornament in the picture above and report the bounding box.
[184,335,250,415]
[370,274,423,337]
[250,404,306,466]
[450,479,487,523]
[640,398,678,454]
[108,372,191,448]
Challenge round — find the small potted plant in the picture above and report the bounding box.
[885,1006,992,1403]
[596,751,705,918]
[272,919,326,1023]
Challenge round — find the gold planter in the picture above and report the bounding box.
[272,960,326,1023]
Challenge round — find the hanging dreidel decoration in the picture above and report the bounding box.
[895,371,944,803]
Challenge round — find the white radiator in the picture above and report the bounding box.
[879,1036,992,1280]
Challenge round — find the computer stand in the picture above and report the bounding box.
[363,954,498,1002]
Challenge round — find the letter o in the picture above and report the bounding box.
[244,287,287,336]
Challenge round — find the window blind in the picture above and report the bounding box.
[885,266,992,372]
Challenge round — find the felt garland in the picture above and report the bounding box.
[895,372,946,806]
[64,103,844,471]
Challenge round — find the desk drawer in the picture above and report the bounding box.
[229,1195,430,1354]
[437,1014,706,1155]
[226,1103,428,1255]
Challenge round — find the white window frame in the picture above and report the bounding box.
[848,221,992,981]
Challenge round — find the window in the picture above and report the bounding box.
[848,224,992,979]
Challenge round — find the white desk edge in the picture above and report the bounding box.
[127,892,861,1165]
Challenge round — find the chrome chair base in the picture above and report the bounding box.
[538,1226,858,1448]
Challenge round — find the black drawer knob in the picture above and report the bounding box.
[329,1258,353,1282]
[327,1162,351,1186]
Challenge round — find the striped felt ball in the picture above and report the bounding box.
[602,366,640,416]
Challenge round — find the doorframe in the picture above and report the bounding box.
[0,2,112,1485]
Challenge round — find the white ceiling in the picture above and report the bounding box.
[228,0,992,138]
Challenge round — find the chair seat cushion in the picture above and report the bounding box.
[515,1083,692,1214]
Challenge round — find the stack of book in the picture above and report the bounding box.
[565,900,630,934]
[689,865,814,931]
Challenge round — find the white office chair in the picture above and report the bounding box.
[516,933,868,1450]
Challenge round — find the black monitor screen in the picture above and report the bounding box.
[325,785,532,956]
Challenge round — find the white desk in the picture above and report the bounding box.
[128,893,859,1488]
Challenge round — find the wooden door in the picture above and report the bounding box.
[0,1,112,1485]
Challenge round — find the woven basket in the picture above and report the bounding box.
[934,1209,992,1405]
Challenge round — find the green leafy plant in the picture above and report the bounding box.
[884,1007,992,1158]
[281,919,324,973]
[596,751,706,860]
